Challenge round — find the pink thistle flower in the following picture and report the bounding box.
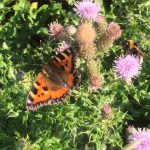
[74,0,100,21]
[114,54,141,83]
[128,127,150,150]
[106,22,122,40]
[48,22,64,38]
[55,41,69,52]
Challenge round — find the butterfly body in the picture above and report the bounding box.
[26,49,78,111]
[42,64,68,89]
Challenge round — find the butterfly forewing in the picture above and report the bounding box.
[49,49,75,73]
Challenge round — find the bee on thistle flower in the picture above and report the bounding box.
[122,40,144,64]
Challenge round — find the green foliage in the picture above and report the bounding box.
[0,0,150,149]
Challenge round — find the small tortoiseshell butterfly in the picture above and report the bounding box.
[26,49,78,111]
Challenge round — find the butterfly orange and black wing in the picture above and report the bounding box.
[26,49,78,111]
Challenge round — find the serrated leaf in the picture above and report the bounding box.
[37,27,48,35]
[8,67,16,80]
[7,111,19,118]
[31,2,38,10]
[2,42,9,50]
[37,4,48,13]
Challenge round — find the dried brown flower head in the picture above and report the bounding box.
[76,22,96,44]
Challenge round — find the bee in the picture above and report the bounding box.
[122,40,144,64]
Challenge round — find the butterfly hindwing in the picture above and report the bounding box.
[26,49,78,111]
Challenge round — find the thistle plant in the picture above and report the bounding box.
[48,0,122,90]
[74,0,122,90]
[49,0,142,92]
[96,22,122,51]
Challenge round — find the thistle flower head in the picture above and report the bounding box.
[76,22,96,44]
[97,34,113,51]
[103,104,112,114]
[95,15,106,23]
[102,104,113,118]
[78,42,96,60]
[114,54,141,82]
[95,15,108,34]
[89,74,103,91]
[74,0,100,21]
[106,22,122,40]
[55,41,69,52]
[128,127,150,150]
[48,22,64,38]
